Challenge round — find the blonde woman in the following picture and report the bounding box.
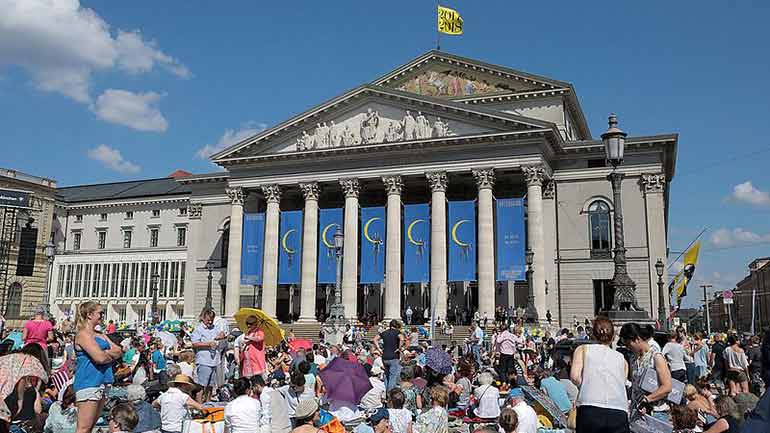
[74,302,123,433]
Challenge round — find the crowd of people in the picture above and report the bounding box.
[1,301,770,433]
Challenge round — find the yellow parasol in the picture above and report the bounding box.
[233,307,285,347]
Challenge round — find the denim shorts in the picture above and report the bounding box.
[196,364,216,387]
[75,385,105,402]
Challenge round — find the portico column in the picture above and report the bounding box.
[225,187,246,317]
[426,172,448,322]
[261,185,282,318]
[299,182,320,322]
[523,165,548,319]
[382,176,403,320]
[340,178,360,319]
[472,168,496,321]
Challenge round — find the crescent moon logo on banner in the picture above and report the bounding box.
[407,219,425,246]
[451,219,471,247]
[321,224,338,249]
[363,217,382,244]
[281,229,296,254]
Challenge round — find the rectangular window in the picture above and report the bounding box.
[159,262,169,297]
[56,265,65,298]
[65,265,73,297]
[123,230,132,248]
[117,307,126,323]
[73,232,81,251]
[74,264,82,297]
[136,307,146,323]
[120,263,129,297]
[100,213,107,221]
[593,279,615,315]
[110,263,120,297]
[150,228,159,247]
[139,263,148,297]
[152,209,160,218]
[92,264,101,297]
[179,262,185,297]
[170,262,179,297]
[83,264,92,298]
[126,211,133,220]
[97,231,106,249]
[129,263,138,297]
[179,207,187,216]
[177,227,186,247]
[101,264,109,297]
[75,215,83,223]
[158,308,167,321]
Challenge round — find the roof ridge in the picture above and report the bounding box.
[57,176,181,190]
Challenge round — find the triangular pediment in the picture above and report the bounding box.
[373,51,570,99]
[212,86,554,162]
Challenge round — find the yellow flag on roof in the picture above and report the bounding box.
[438,5,463,35]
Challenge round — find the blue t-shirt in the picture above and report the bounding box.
[151,349,166,372]
[540,377,572,413]
[191,323,221,367]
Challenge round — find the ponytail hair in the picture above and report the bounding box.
[592,316,615,344]
[76,301,100,330]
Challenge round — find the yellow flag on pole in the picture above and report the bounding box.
[669,240,701,307]
[438,5,463,35]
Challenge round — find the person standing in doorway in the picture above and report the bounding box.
[373,320,406,391]
[405,306,413,325]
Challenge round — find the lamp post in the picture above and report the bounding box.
[602,114,646,318]
[655,259,667,330]
[150,272,160,325]
[524,248,538,322]
[205,261,214,309]
[329,227,345,321]
[43,241,55,315]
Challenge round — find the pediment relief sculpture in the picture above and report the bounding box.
[395,68,511,98]
[295,108,456,151]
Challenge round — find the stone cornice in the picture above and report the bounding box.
[56,195,189,210]
[452,88,570,104]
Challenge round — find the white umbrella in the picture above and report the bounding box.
[153,330,177,348]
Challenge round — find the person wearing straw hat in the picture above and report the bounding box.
[152,374,204,433]
[290,398,320,433]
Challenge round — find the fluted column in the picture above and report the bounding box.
[382,176,403,320]
[473,168,496,320]
[299,182,320,322]
[523,165,548,319]
[426,171,448,322]
[261,185,282,318]
[340,178,360,319]
[225,187,246,317]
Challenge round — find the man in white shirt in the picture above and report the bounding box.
[359,366,386,411]
[469,322,484,366]
[511,397,538,433]
[224,378,261,433]
[253,376,291,433]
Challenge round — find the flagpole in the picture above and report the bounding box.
[666,227,707,273]
[436,2,441,50]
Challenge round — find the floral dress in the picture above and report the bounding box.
[414,406,448,433]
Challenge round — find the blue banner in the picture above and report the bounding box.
[448,200,476,282]
[403,204,430,283]
[278,210,303,285]
[496,198,526,281]
[241,213,265,285]
[360,206,386,284]
[317,208,343,284]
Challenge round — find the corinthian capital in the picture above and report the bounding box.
[299,182,320,201]
[339,178,360,198]
[522,164,547,186]
[425,171,448,192]
[472,168,495,190]
[542,180,555,199]
[188,203,203,220]
[640,173,666,194]
[226,187,245,205]
[261,184,282,203]
[382,175,403,196]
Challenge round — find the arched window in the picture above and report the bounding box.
[588,200,612,257]
[6,282,22,318]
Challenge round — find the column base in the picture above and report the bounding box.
[297,316,318,323]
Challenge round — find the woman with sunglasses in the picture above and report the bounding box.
[240,315,266,379]
[74,301,123,433]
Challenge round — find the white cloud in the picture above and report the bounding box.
[93,89,168,132]
[710,227,770,248]
[87,144,140,174]
[0,0,188,103]
[197,122,268,159]
[730,181,770,207]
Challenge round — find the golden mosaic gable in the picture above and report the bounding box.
[393,67,515,98]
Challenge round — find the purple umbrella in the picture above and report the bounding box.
[318,357,372,405]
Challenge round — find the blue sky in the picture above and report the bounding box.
[1,1,769,307]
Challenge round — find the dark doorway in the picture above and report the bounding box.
[594,279,614,314]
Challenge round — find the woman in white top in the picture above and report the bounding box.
[571,316,630,433]
[473,372,501,420]
[152,374,204,433]
[224,378,261,433]
[723,334,750,396]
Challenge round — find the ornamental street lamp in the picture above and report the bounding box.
[43,241,56,315]
[329,227,345,321]
[205,261,214,309]
[655,259,667,330]
[524,249,538,322]
[150,272,160,324]
[603,114,646,318]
